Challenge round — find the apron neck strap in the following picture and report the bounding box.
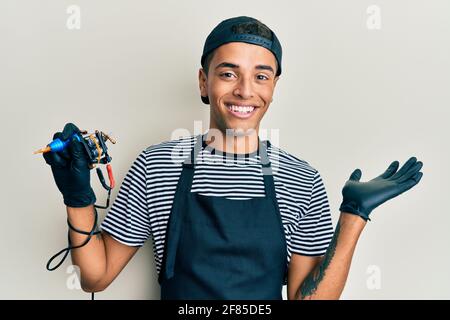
[181,134,276,199]
[182,134,273,171]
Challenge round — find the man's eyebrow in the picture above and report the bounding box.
[215,62,239,70]
[215,62,275,74]
[255,64,275,74]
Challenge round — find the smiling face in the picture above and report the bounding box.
[199,42,279,135]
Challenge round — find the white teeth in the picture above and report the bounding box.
[226,104,255,113]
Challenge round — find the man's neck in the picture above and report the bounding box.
[205,128,259,155]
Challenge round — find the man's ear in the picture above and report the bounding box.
[198,68,208,98]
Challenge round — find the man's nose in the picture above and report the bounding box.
[233,76,254,100]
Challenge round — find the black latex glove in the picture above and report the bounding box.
[43,123,96,208]
[339,157,423,221]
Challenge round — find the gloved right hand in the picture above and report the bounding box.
[43,123,96,208]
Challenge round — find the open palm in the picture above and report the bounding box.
[339,157,423,221]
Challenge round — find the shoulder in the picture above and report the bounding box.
[267,142,320,182]
[132,135,197,170]
[145,134,196,153]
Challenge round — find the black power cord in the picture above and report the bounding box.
[46,206,101,272]
[46,168,112,300]
[46,205,103,300]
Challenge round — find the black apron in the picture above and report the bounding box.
[158,134,287,299]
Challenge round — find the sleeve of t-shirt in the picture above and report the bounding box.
[290,170,334,256]
[100,150,151,247]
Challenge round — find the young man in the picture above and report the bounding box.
[44,16,423,299]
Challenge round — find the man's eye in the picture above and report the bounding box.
[220,72,234,78]
[257,75,269,80]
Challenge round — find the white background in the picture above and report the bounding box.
[1,0,449,299]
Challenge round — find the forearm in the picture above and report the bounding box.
[67,205,107,291]
[296,212,366,300]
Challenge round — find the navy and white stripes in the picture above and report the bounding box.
[100,135,334,276]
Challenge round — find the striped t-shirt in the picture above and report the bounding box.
[100,135,334,278]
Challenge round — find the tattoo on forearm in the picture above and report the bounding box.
[299,222,341,299]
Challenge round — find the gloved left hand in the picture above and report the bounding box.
[339,157,423,221]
